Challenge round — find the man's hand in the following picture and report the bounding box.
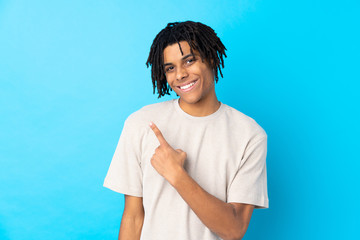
[149,122,187,185]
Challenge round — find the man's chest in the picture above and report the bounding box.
[139,124,247,201]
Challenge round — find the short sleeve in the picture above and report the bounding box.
[103,117,143,197]
[227,135,269,208]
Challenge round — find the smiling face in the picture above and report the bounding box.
[163,41,218,113]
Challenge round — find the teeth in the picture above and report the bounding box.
[180,81,196,90]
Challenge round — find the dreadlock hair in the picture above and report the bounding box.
[146,21,227,98]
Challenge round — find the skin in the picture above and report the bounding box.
[119,41,255,240]
[118,195,144,240]
[163,41,220,117]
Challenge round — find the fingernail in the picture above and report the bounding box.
[149,122,153,127]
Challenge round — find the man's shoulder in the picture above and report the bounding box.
[137,100,173,114]
[222,103,267,138]
[125,100,173,125]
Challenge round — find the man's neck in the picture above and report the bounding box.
[178,94,221,117]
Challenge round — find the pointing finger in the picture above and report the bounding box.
[149,122,169,146]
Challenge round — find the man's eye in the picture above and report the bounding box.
[165,66,174,72]
[186,58,195,64]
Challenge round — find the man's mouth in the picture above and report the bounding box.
[177,80,198,92]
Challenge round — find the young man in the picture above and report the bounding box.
[104,21,268,240]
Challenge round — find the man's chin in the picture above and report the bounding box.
[179,96,201,106]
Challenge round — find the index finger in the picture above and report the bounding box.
[149,122,169,146]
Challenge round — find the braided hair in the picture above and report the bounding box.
[146,21,227,98]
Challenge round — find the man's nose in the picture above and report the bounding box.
[176,66,188,81]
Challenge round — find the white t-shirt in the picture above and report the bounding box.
[104,99,268,240]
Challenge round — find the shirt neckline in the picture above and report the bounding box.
[172,98,225,122]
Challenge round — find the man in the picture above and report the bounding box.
[104,21,268,240]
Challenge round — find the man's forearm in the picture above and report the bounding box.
[170,167,249,240]
[118,215,144,240]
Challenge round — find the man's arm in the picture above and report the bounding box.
[173,169,254,240]
[118,195,144,240]
[149,122,255,240]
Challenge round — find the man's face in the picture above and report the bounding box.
[163,41,215,106]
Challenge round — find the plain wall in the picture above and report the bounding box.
[0,0,359,239]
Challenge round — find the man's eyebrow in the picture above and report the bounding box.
[163,53,195,66]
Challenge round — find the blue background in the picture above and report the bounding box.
[1,0,359,239]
